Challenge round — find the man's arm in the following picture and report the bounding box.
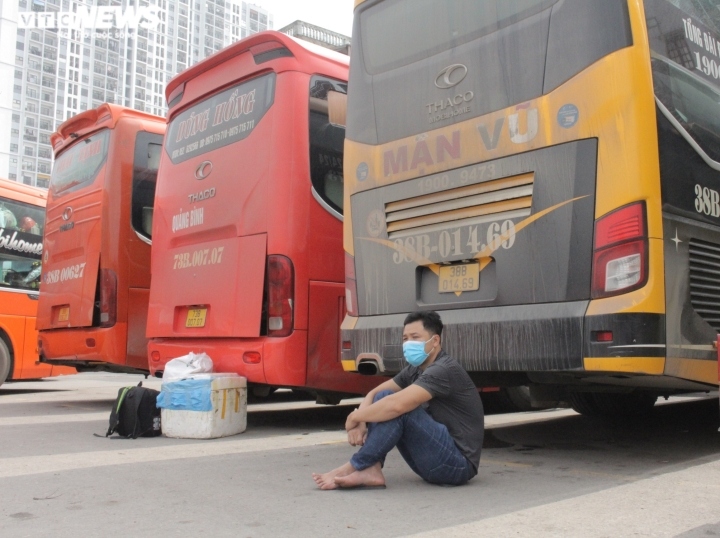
[346,384,432,431]
[346,378,402,446]
[359,378,402,410]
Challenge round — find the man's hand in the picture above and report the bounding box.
[347,423,368,446]
[345,409,361,432]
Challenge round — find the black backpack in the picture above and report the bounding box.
[105,382,162,438]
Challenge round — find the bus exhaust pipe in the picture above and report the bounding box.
[357,360,380,376]
[358,361,379,375]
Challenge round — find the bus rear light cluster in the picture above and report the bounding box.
[345,252,359,317]
[267,255,294,337]
[591,202,648,299]
[99,268,117,327]
[593,331,614,342]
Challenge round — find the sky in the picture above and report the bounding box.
[258,0,356,37]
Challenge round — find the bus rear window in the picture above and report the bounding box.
[360,0,558,74]
[50,129,110,197]
[0,196,45,291]
[165,72,276,164]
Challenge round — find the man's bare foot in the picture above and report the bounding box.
[334,462,386,489]
[312,462,355,490]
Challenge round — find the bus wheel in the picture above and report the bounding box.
[0,339,11,388]
[569,392,657,417]
[501,386,538,412]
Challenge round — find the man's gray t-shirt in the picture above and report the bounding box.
[393,350,484,473]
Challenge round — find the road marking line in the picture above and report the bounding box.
[0,399,362,427]
[0,430,347,479]
[0,413,107,426]
[0,405,575,429]
[404,457,720,537]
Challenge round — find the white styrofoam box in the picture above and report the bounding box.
[161,375,247,439]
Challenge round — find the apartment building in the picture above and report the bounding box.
[0,0,272,187]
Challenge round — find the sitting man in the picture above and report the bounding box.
[313,310,484,489]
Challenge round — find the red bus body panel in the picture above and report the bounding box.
[148,32,381,395]
[38,105,165,372]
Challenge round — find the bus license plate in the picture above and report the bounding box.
[58,307,70,322]
[438,263,480,293]
[186,308,207,328]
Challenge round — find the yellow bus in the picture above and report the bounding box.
[341,0,720,416]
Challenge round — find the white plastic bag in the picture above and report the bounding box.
[162,352,213,381]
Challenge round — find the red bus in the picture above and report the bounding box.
[37,104,165,373]
[0,178,74,386]
[147,31,381,401]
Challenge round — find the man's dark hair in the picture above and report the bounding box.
[403,311,443,337]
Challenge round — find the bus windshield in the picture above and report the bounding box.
[0,196,45,291]
[360,0,557,74]
[50,129,110,197]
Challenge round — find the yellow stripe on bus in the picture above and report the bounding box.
[342,360,358,372]
[584,357,665,375]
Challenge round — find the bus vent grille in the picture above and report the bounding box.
[689,238,720,330]
[384,172,534,238]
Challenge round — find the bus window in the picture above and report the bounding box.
[50,129,110,197]
[350,0,631,146]
[360,0,558,74]
[652,57,720,163]
[132,133,164,241]
[0,197,44,291]
[164,72,276,165]
[309,76,347,216]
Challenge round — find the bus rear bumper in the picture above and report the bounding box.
[38,325,140,373]
[342,303,667,379]
[148,333,309,387]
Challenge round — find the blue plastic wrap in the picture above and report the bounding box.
[157,378,213,412]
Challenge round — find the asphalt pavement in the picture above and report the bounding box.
[1,373,719,537]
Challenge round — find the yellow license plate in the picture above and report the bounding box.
[58,307,70,322]
[185,308,207,328]
[438,263,480,293]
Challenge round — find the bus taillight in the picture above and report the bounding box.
[591,202,648,299]
[267,255,294,337]
[99,268,118,327]
[345,252,358,317]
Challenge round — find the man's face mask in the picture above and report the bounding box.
[402,337,433,367]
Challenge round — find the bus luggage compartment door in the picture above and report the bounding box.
[37,251,101,330]
[149,234,266,338]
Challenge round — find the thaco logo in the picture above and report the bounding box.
[435,64,468,89]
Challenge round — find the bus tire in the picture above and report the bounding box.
[569,392,657,417]
[501,386,536,412]
[0,338,11,388]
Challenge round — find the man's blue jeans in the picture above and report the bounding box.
[349,390,475,486]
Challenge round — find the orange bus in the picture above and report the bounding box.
[0,178,73,386]
[37,104,165,374]
[147,31,381,402]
